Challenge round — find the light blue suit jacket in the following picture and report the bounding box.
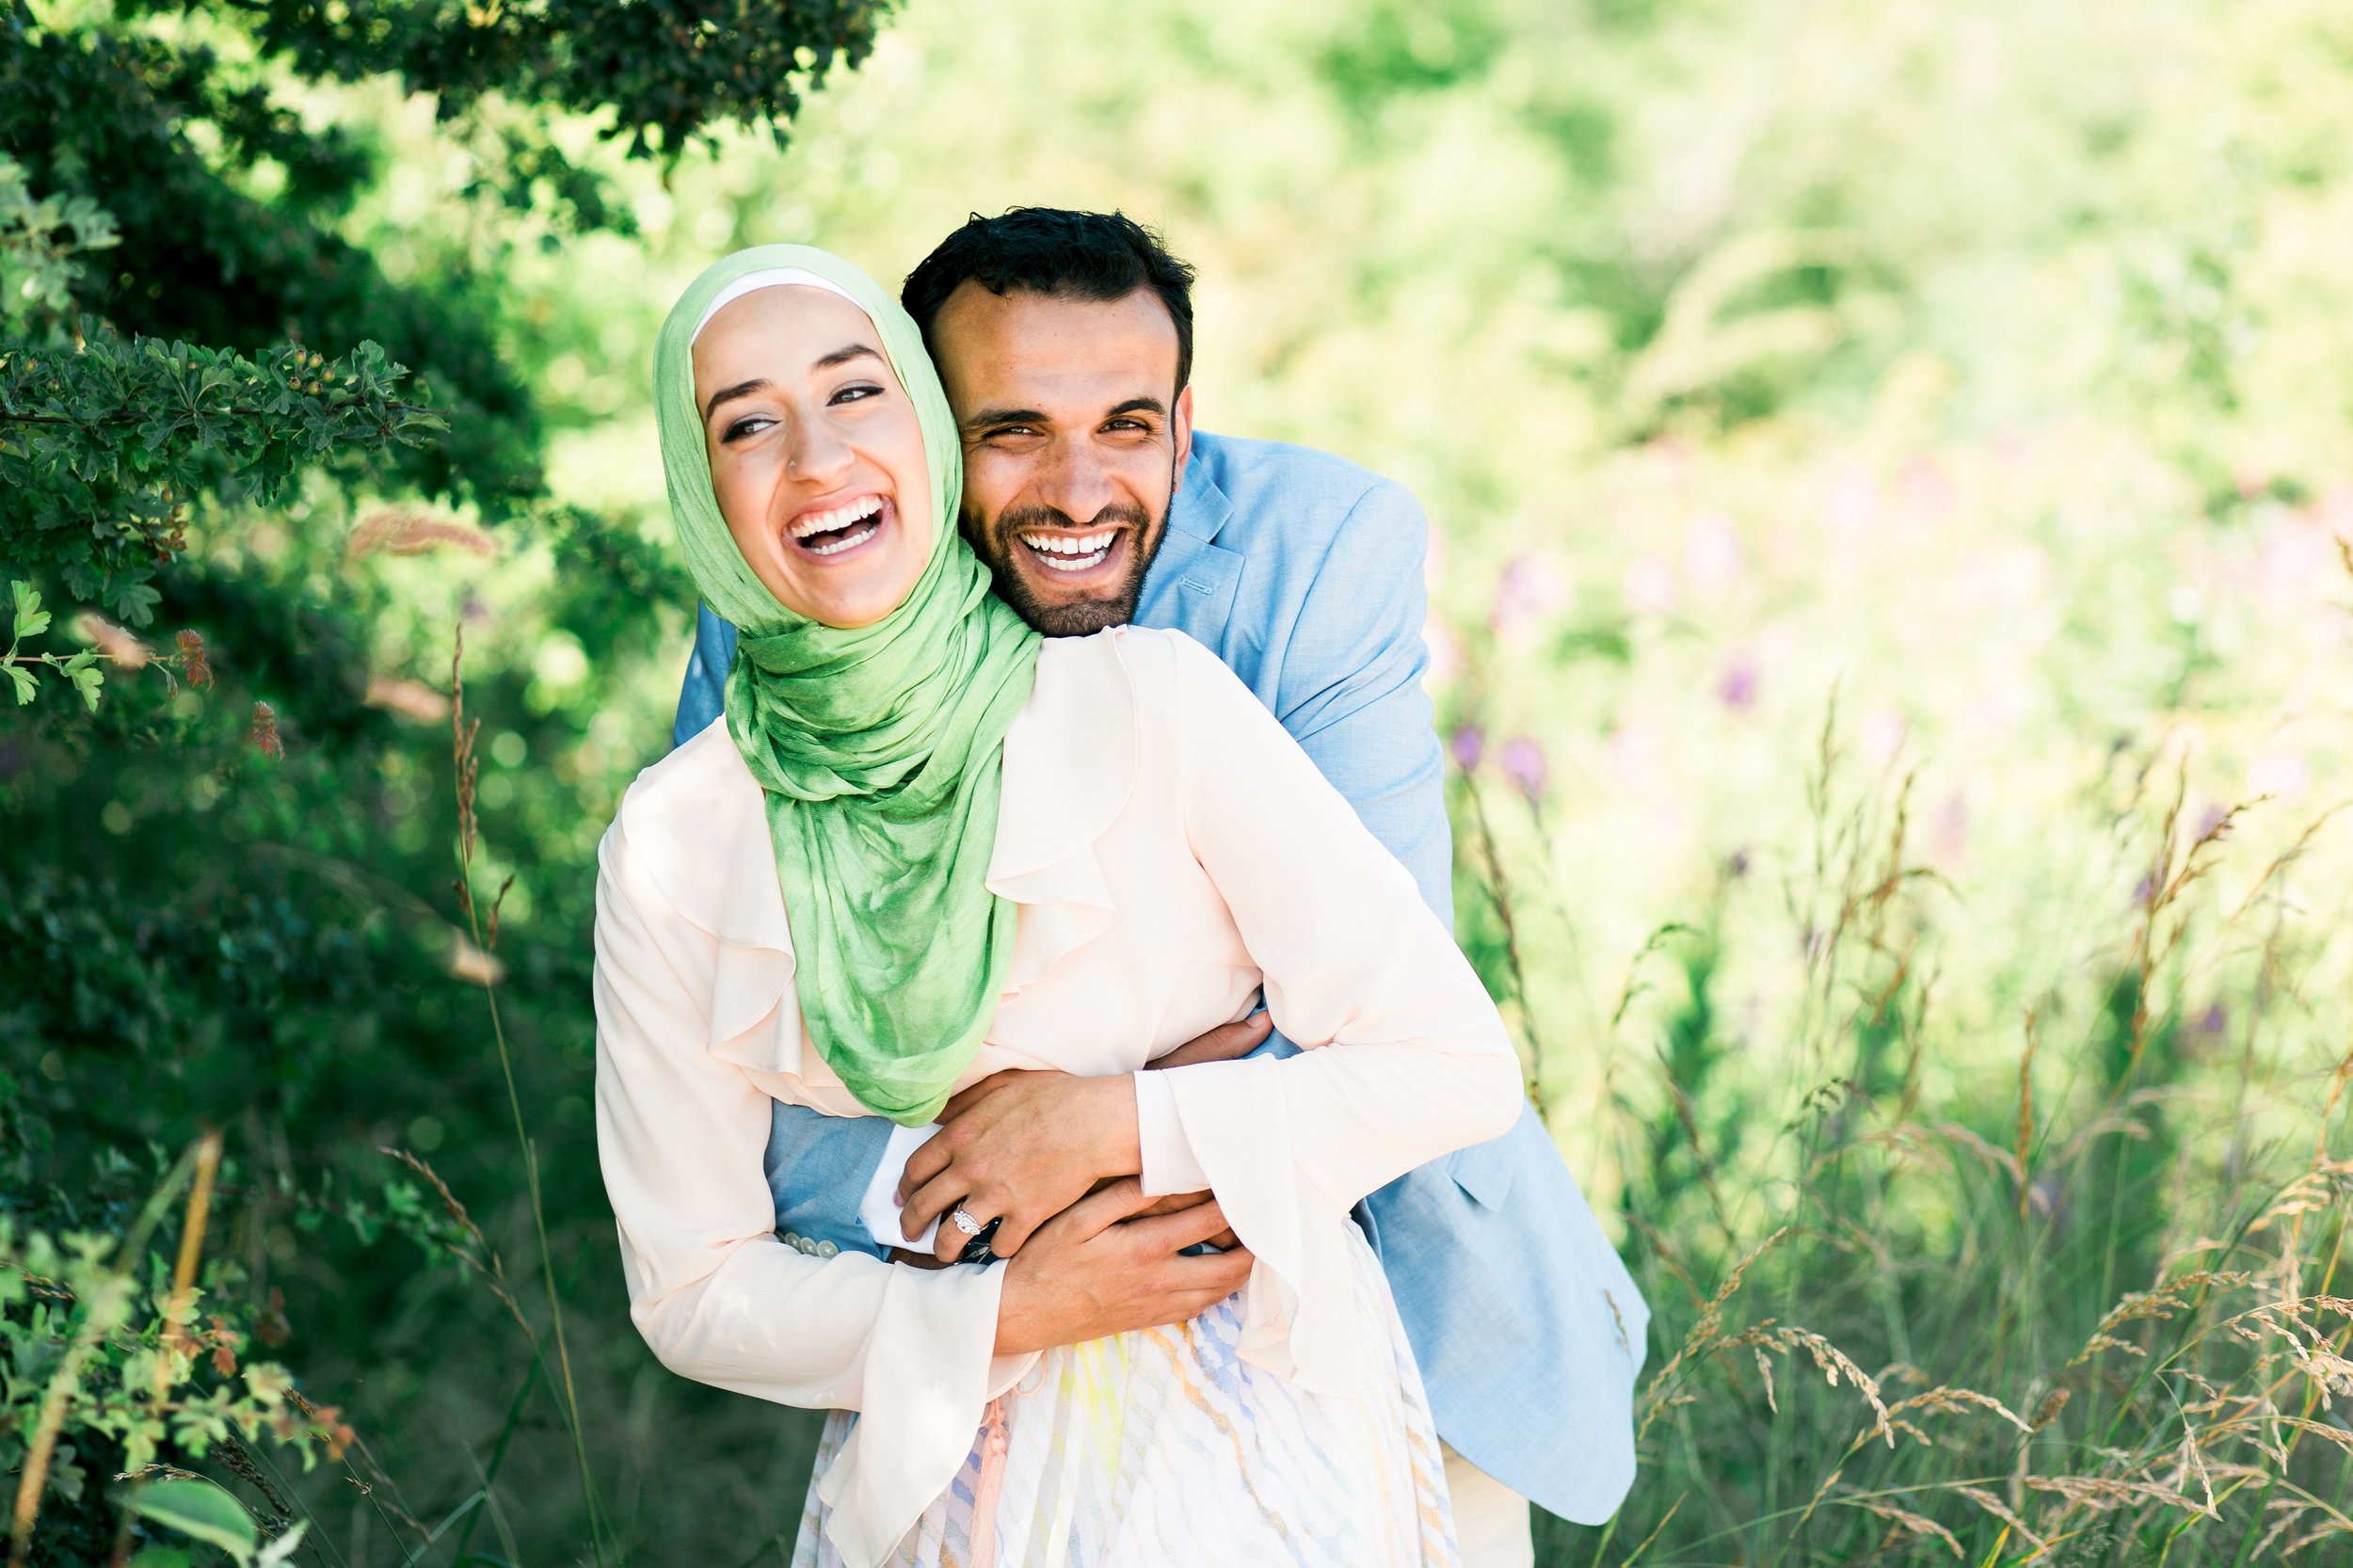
[673,431,1646,1523]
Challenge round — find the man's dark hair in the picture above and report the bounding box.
[902,208,1198,391]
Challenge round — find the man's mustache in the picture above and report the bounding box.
[989,502,1154,537]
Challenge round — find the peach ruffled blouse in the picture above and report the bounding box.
[594,627,1520,1564]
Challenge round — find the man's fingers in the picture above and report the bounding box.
[1130,1191,1216,1221]
[1065,1176,1160,1239]
[1167,1250,1253,1306]
[1131,1194,1236,1253]
[1145,1012,1273,1071]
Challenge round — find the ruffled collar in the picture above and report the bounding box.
[624,631,1142,1077]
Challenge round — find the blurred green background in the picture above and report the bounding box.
[5,0,2350,1562]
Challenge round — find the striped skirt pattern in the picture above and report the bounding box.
[792,1228,1460,1568]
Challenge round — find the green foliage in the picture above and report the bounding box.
[0,4,543,512]
[129,1480,257,1561]
[2,581,100,710]
[0,1209,351,1563]
[0,153,115,335]
[2,339,440,623]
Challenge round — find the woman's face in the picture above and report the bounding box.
[692,285,933,629]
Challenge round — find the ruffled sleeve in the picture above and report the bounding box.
[594,783,1024,1568]
[1129,632,1523,1397]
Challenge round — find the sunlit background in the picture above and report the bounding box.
[6,0,2351,1561]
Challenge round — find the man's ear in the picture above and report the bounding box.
[1171,383,1195,479]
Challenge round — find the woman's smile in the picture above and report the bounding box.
[789,491,893,559]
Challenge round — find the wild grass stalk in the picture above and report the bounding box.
[447,627,613,1567]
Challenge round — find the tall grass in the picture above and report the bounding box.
[1482,699,2353,1564]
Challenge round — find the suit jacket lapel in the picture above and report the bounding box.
[1138,447,1243,650]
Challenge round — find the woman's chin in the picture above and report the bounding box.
[776,556,927,630]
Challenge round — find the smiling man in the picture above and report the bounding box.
[671,209,1646,1566]
[932,268,1184,635]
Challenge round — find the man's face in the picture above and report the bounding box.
[932,283,1193,636]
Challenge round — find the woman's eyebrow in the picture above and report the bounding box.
[813,343,884,371]
[704,377,771,421]
[702,346,883,422]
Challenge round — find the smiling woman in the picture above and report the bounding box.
[693,281,935,629]
[601,244,1524,1568]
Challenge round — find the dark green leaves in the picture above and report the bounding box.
[0,333,443,624]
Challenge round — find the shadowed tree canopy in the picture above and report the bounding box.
[2,0,892,538]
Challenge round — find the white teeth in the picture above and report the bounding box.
[804,520,878,556]
[792,494,884,539]
[1021,530,1115,556]
[1022,530,1115,571]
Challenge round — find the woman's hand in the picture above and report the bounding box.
[991,1180,1252,1356]
[898,1071,1143,1262]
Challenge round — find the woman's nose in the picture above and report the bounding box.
[786,411,856,485]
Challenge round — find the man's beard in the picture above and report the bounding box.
[969,498,1166,638]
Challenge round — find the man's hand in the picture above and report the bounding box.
[899,1012,1276,1262]
[992,1180,1253,1357]
[1142,1010,1273,1070]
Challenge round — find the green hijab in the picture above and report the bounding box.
[654,245,1042,1126]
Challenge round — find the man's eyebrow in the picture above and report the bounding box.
[704,377,771,422]
[962,405,1050,433]
[960,395,1169,434]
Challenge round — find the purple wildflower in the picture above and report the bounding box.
[1449,725,1485,773]
[1488,554,1566,639]
[1500,735,1547,799]
[1717,653,1758,712]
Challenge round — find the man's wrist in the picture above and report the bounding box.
[1095,1073,1143,1177]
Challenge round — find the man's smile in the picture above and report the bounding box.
[1019,527,1128,579]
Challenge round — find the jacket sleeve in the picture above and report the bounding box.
[671,603,736,750]
[593,815,1016,1558]
[1128,634,1522,1395]
[1269,479,1453,926]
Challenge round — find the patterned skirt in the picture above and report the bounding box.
[791,1226,1460,1568]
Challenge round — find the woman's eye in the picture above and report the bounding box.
[721,414,775,443]
[831,383,884,406]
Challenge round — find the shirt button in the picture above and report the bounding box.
[815,1240,840,1258]
[780,1230,802,1248]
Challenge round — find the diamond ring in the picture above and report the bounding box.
[950,1208,985,1238]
